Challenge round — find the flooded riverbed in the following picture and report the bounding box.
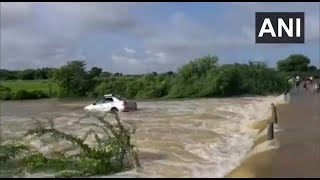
[0,95,286,178]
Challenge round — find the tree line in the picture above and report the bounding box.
[0,68,54,81]
[0,54,319,100]
[0,67,164,81]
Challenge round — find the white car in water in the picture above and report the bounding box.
[84,94,137,113]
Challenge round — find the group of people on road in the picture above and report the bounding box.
[294,75,320,94]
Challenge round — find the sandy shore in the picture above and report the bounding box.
[226,89,320,178]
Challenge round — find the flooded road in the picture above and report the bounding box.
[0,95,286,177]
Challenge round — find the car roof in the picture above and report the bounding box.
[104,94,126,100]
[104,94,114,97]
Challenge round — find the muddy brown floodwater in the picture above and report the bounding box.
[0,95,287,178]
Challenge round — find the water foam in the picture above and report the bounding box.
[107,95,288,178]
[245,139,279,159]
[1,94,289,178]
[184,95,287,177]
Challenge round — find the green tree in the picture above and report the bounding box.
[52,61,94,97]
[101,71,112,78]
[277,54,311,72]
[89,67,102,78]
[308,65,317,72]
[19,69,36,80]
[169,55,219,97]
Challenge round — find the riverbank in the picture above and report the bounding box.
[225,88,320,178]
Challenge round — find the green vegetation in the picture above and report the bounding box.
[50,55,294,99]
[0,80,58,94]
[0,80,57,100]
[0,68,54,81]
[0,113,140,178]
[277,54,320,78]
[1,54,319,101]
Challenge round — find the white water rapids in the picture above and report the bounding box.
[0,95,287,178]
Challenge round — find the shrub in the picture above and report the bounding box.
[30,90,49,99]
[12,90,33,100]
[12,90,48,100]
[0,85,13,100]
[0,112,140,178]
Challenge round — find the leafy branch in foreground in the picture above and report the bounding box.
[22,112,140,177]
[0,142,29,164]
[0,142,30,177]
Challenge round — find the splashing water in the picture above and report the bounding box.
[1,95,287,178]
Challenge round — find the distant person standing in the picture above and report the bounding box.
[310,76,313,84]
[315,82,320,94]
[303,81,307,91]
[295,76,301,87]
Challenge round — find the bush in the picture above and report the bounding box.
[0,84,11,92]
[0,92,13,100]
[88,58,289,100]
[0,113,140,178]
[0,85,13,100]
[0,87,49,100]
[12,90,33,100]
[12,90,48,100]
[167,60,289,98]
[30,90,49,99]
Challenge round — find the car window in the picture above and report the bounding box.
[95,98,105,105]
[105,98,113,102]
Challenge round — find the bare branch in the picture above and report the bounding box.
[48,118,54,129]
[81,129,96,142]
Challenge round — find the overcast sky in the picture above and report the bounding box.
[1,2,319,74]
